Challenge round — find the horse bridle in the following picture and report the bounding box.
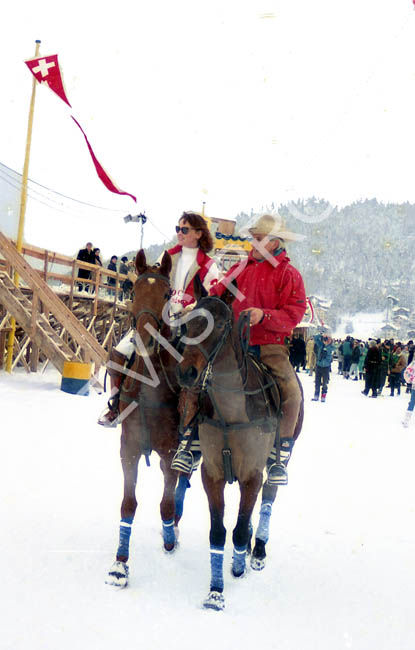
[131,271,171,331]
[181,296,251,393]
[182,296,279,485]
[129,270,177,395]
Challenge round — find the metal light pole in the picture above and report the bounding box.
[124,213,147,250]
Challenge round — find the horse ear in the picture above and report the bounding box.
[159,251,172,277]
[136,249,147,275]
[221,279,237,306]
[193,274,208,302]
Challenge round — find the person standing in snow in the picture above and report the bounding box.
[405,340,414,393]
[377,340,391,395]
[389,345,406,397]
[312,332,335,402]
[402,359,415,427]
[358,342,367,380]
[341,336,353,379]
[362,340,381,397]
[349,339,361,380]
[306,336,316,376]
[290,333,306,372]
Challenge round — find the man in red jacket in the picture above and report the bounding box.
[212,214,306,485]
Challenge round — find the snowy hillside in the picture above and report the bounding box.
[1,367,415,650]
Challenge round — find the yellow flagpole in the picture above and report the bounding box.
[6,39,41,372]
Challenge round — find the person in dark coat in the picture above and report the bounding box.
[119,257,133,300]
[76,242,95,291]
[107,255,118,295]
[377,340,391,395]
[289,334,306,372]
[349,340,361,380]
[90,248,102,293]
[341,336,353,378]
[362,340,381,397]
[93,248,103,266]
[312,333,335,402]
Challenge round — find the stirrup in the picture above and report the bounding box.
[97,407,120,428]
[266,462,288,486]
[171,448,194,474]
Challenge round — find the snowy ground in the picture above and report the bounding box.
[1,366,415,650]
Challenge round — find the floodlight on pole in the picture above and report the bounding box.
[124,213,147,249]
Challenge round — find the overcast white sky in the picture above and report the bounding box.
[2,0,415,258]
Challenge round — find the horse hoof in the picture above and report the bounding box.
[163,540,179,554]
[105,561,129,588]
[250,556,266,571]
[203,591,225,611]
[231,566,247,578]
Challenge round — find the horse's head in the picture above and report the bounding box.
[176,279,236,388]
[131,249,172,356]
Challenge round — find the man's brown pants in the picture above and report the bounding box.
[260,344,301,439]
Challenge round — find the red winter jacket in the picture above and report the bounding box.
[211,249,306,346]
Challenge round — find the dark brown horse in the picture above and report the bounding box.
[106,250,182,588]
[176,283,303,611]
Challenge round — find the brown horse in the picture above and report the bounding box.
[106,250,182,588]
[176,282,303,611]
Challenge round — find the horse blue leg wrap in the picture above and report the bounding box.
[162,519,176,546]
[232,544,247,576]
[174,475,191,520]
[210,545,225,593]
[117,517,133,559]
[256,500,273,544]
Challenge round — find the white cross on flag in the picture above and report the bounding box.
[25,54,71,107]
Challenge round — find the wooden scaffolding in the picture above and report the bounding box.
[0,232,133,375]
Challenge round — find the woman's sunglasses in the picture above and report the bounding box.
[175,225,196,234]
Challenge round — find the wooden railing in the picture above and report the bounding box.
[0,239,134,317]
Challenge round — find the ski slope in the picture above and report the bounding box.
[1,366,414,650]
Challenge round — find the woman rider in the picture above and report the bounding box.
[97,211,219,428]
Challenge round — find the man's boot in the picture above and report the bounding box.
[97,349,127,427]
[321,392,327,402]
[266,437,295,486]
[402,410,412,428]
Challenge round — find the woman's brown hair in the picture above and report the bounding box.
[180,212,213,253]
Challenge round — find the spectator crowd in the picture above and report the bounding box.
[289,332,415,426]
[76,243,134,299]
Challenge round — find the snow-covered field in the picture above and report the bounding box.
[333,312,386,340]
[1,366,414,650]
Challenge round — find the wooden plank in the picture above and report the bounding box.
[11,335,31,373]
[0,233,107,366]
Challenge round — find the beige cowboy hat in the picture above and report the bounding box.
[247,214,305,242]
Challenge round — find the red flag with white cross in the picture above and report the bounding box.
[25,54,72,107]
